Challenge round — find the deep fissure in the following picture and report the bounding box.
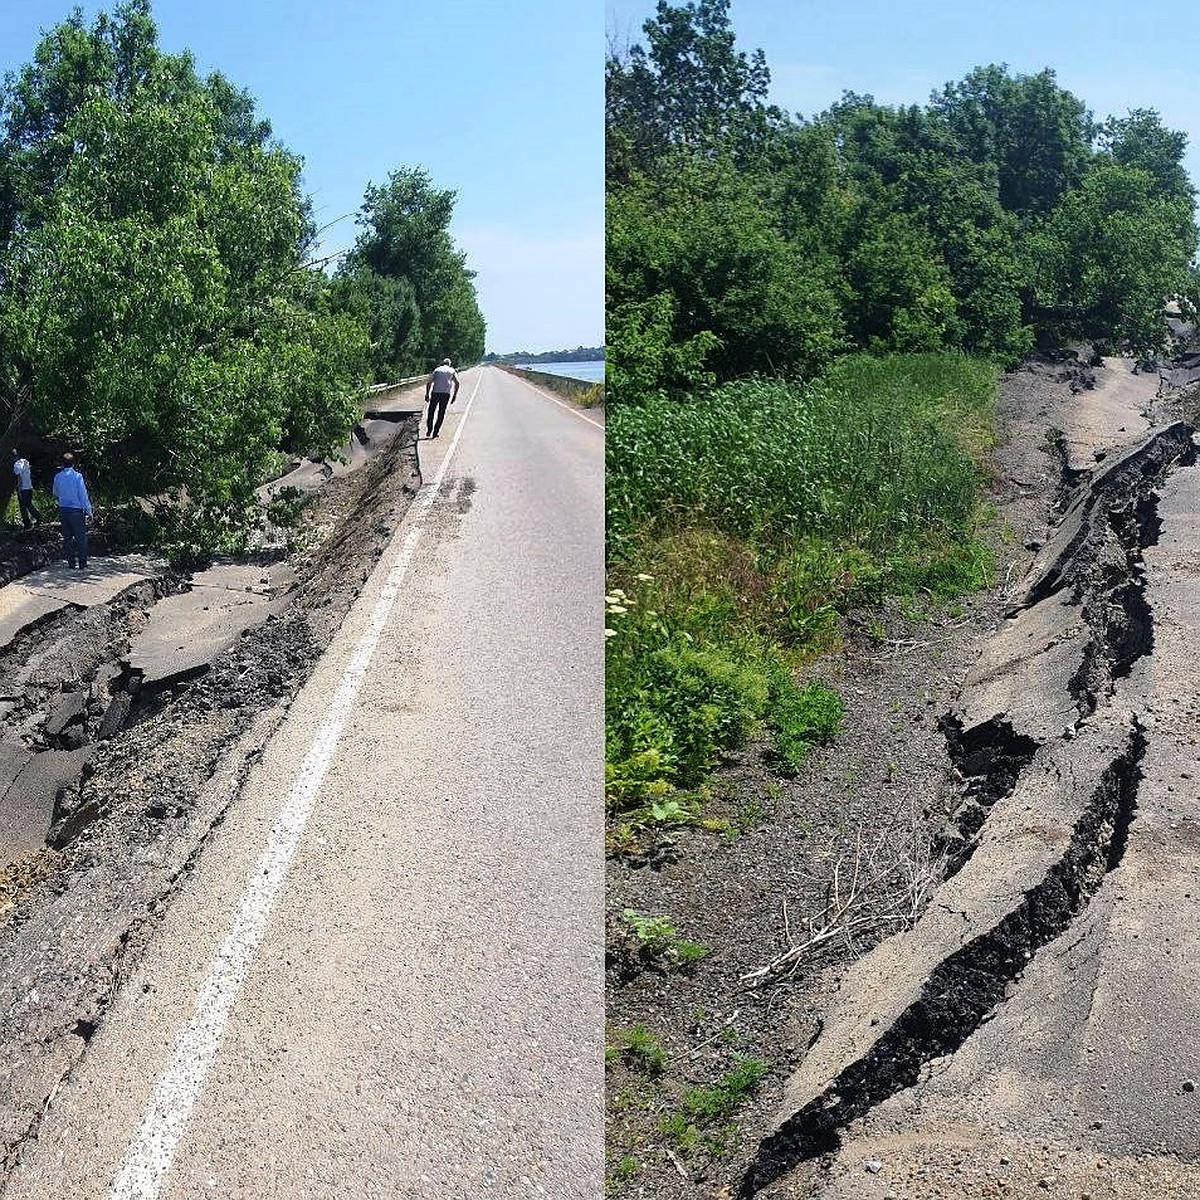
[741,723,1146,1197]
[935,715,1040,877]
[936,427,1187,876]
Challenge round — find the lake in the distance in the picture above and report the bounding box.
[514,360,605,383]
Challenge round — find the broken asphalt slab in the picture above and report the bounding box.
[16,558,158,612]
[126,561,293,690]
[742,413,1200,1197]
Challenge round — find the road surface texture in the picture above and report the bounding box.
[740,356,1200,1198]
[0,366,603,1198]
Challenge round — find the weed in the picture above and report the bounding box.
[671,939,710,966]
[734,795,764,833]
[619,909,710,971]
[623,910,676,945]
[614,1023,669,1076]
[605,352,997,804]
[659,1056,770,1158]
[660,1112,699,1151]
[772,679,843,773]
[610,1155,638,1184]
[682,1057,768,1121]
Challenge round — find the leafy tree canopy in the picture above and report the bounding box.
[336,166,485,379]
[606,4,1199,403]
[0,0,369,554]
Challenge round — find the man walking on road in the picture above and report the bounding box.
[11,448,38,530]
[425,357,460,438]
[52,453,92,569]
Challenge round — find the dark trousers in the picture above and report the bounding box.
[17,488,37,529]
[426,392,451,437]
[59,507,87,567]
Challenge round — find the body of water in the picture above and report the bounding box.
[513,360,605,383]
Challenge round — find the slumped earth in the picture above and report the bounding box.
[0,387,423,1170]
[608,345,1200,1200]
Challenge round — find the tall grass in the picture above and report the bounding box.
[604,352,998,821]
[607,352,996,558]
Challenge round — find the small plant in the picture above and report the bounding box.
[671,938,710,967]
[623,910,676,946]
[659,1056,769,1157]
[614,1023,669,1076]
[659,1112,699,1151]
[610,1155,638,1184]
[727,789,765,835]
[772,678,843,772]
[620,909,710,970]
[681,1056,768,1121]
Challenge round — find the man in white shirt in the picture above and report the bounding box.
[10,448,38,530]
[424,358,460,439]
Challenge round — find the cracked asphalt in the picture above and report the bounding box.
[3,366,603,1199]
[748,359,1200,1200]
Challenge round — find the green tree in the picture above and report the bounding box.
[931,65,1093,216]
[606,0,782,173]
[1098,108,1193,203]
[338,166,485,375]
[843,206,962,352]
[0,2,369,549]
[1024,162,1198,353]
[607,153,844,393]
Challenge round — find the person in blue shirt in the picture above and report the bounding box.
[51,453,92,569]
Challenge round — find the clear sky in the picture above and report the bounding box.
[607,0,1200,201]
[1,0,603,356]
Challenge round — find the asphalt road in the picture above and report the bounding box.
[750,361,1200,1199]
[4,366,603,1199]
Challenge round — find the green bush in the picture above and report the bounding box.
[606,352,995,561]
[604,353,996,815]
[606,578,845,809]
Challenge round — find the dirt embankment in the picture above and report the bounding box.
[605,349,1188,1200]
[0,409,421,1170]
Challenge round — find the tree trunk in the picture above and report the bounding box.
[0,382,34,518]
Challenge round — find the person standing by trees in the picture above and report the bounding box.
[424,358,460,438]
[52,454,92,570]
[11,449,38,530]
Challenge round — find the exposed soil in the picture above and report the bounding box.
[604,350,1178,1199]
[0,413,421,1167]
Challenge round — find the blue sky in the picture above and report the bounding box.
[1,0,602,355]
[607,0,1200,199]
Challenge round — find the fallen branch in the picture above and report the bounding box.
[741,820,944,987]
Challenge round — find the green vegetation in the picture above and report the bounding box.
[609,1023,670,1076]
[620,909,710,968]
[331,167,485,384]
[660,1056,769,1154]
[0,1,484,559]
[605,354,993,811]
[603,1,1197,821]
[608,5,1198,404]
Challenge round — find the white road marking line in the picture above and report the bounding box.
[499,369,604,430]
[109,376,482,1200]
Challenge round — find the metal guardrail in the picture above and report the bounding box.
[364,374,426,395]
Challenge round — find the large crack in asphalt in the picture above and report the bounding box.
[740,722,1145,1197]
[933,423,1189,878]
[740,420,1196,1196]
[0,409,433,1167]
